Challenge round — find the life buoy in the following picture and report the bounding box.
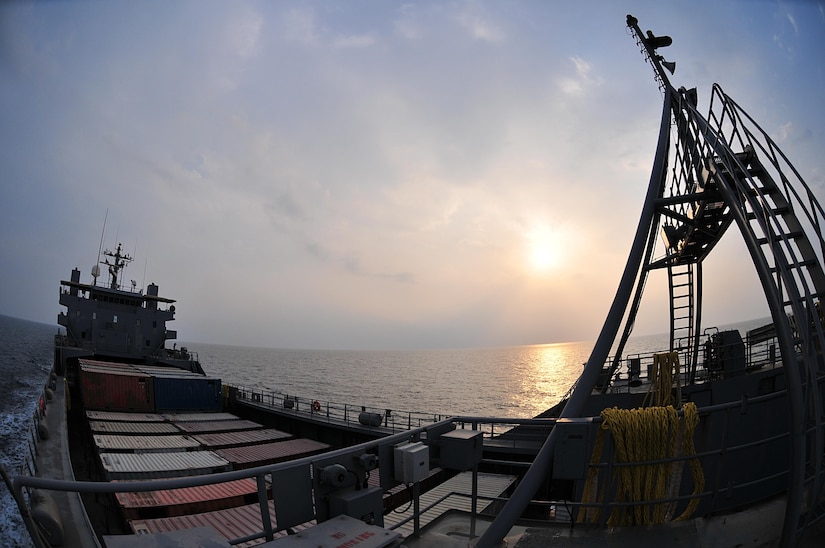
[312,400,321,412]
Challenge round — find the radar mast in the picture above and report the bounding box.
[101,243,133,290]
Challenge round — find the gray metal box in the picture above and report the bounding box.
[553,419,593,480]
[439,429,483,471]
[328,486,385,527]
[394,442,429,483]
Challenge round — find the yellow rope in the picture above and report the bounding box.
[577,402,704,526]
[674,402,703,521]
[644,352,680,407]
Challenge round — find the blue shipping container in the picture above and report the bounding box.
[152,375,222,412]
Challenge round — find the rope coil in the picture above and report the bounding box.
[578,352,703,526]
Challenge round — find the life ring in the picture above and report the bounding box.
[312,400,321,412]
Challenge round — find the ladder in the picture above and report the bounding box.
[668,263,694,352]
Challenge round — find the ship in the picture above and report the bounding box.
[4,14,825,547]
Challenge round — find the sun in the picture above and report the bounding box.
[530,244,557,272]
[525,224,562,274]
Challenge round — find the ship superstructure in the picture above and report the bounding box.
[55,243,202,375]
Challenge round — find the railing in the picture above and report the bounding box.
[601,327,784,393]
[560,387,796,525]
[232,384,565,444]
[233,384,453,433]
[7,376,815,547]
[53,334,199,365]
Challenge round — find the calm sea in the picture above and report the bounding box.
[0,314,768,545]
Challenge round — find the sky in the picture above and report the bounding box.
[1,1,823,350]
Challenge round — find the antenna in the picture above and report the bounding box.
[142,250,149,293]
[95,209,109,285]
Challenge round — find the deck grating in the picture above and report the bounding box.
[382,471,517,538]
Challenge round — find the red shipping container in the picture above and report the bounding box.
[129,500,290,548]
[215,439,330,470]
[80,361,155,412]
[192,428,292,450]
[116,478,266,520]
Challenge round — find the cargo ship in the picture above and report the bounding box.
[5,14,825,547]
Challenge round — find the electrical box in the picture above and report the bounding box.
[328,486,385,527]
[553,419,593,480]
[394,442,429,484]
[439,429,483,471]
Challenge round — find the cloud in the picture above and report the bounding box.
[2,1,823,350]
[283,7,320,46]
[786,12,798,35]
[227,9,263,59]
[333,34,376,49]
[456,6,505,43]
[557,56,602,96]
[394,4,420,40]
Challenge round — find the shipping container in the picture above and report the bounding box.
[214,438,331,470]
[89,421,181,435]
[99,450,230,480]
[133,365,205,377]
[115,478,265,520]
[191,428,292,450]
[162,412,239,422]
[79,358,139,370]
[152,374,222,413]
[80,361,154,412]
[173,419,262,434]
[129,500,289,548]
[94,434,201,453]
[86,410,165,422]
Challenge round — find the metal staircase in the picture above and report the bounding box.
[682,85,825,544]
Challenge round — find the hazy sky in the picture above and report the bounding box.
[1,1,823,350]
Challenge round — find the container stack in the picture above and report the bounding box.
[77,360,333,543]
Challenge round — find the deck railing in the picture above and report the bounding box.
[232,384,453,432]
[8,379,807,548]
[230,384,563,444]
[7,349,814,547]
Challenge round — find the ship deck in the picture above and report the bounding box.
[35,377,101,547]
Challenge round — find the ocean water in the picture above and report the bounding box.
[0,314,767,545]
[0,315,55,547]
[191,342,595,420]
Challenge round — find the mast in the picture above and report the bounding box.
[102,243,133,290]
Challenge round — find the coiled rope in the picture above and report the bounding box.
[578,352,704,526]
[644,351,680,407]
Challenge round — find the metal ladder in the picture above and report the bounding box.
[668,263,694,352]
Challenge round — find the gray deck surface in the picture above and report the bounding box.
[34,378,101,548]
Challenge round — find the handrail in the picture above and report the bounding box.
[10,378,810,547]
[10,418,455,548]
